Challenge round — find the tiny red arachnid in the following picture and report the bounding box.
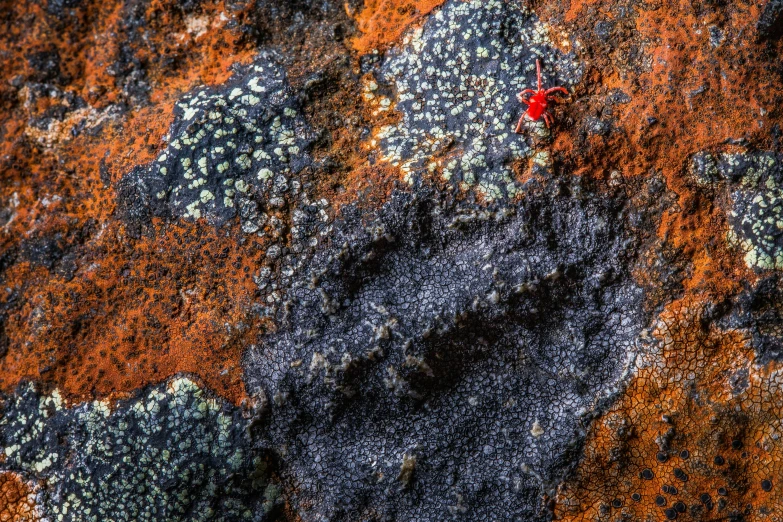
[515,59,569,133]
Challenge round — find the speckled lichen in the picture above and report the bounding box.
[725,152,783,270]
[0,378,272,521]
[117,52,335,317]
[118,51,325,242]
[373,0,582,199]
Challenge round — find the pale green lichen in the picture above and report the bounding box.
[727,152,783,270]
[0,377,273,521]
[375,0,581,200]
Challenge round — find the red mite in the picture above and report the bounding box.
[515,59,569,133]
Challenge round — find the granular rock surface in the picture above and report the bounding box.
[1,0,783,520]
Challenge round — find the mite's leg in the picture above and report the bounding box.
[517,90,535,102]
[515,114,525,134]
[536,59,542,91]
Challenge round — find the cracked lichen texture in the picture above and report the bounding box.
[0,378,272,521]
[374,0,582,200]
[243,179,647,520]
[0,472,39,521]
[555,300,783,520]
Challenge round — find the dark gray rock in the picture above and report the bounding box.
[244,179,648,521]
[758,0,783,40]
[117,52,315,235]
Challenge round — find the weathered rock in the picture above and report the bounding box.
[245,182,646,519]
[2,0,783,520]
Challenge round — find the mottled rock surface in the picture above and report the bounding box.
[1,0,783,520]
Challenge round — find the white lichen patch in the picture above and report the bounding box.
[130,53,317,238]
[0,378,268,521]
[375,0,582,200]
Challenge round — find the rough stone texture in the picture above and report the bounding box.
[119,52,315,230]
[1,0,783,520]
[244,184,646,520]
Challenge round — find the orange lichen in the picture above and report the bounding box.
[140,0,257,102]
[563,0,603,24]
[0,0,260,404]
[350,0,447,53]
[305,71,406,211]
[538,0,782,300]
[554,299,783,520]
[0,472,39,522]
[0,219,269,405]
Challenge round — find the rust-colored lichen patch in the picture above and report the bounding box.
[0,219,269,405]
[554,299,783,520]
[538,0,782,299]
[0,0,261,404]
[0,472,38,522]
[349,0,447,53]
[303,68,406,211]
[139,0,257,103]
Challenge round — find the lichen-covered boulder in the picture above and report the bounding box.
[2,0,783,520]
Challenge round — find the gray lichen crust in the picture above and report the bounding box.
[243,180,647,520]
[375,0,582,200]
[0,378,274,522]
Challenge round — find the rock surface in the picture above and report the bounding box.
[1,0,783,520]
